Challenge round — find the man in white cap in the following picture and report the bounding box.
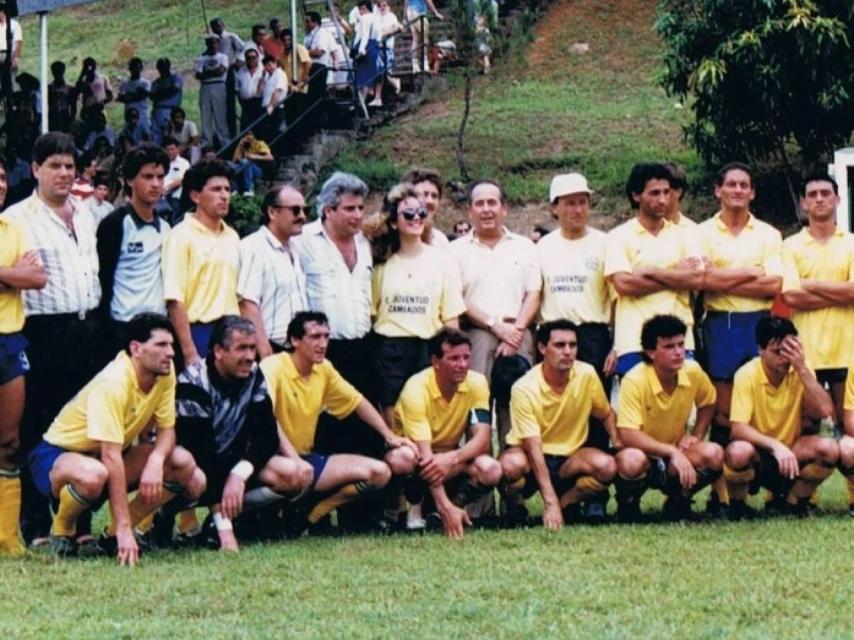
[534,172,616,523]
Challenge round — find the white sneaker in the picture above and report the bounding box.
[406,503,426,530]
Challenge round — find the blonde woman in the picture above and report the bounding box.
[371,183,465,426]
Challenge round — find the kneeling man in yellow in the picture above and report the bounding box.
[614,315,722,522]
[27,313,205,564]
[723,316,836,518]
[500,320,625,529]
[261,311,418,531]
[393,329,501,539]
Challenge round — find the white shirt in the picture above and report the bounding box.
[304,26,336,67]
[3,193,100,316]
[85,197,115,227]
[236,65,264,100]
[292,219,373,340]
[165,155,190,199]
[238,226,307,345]
[261,67,288,108]
[0,18,22,52]
[449,228,541,320]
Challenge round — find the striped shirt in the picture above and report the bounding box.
[237,226,307,345]
[3,192,100,317]
[291,219,373,340]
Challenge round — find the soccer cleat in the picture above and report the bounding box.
[662,495,694,521]
[705,492,724,517]
[582,500,607,525]
[149,510,177,549]
[561,504,582,524]
[503,503,529,528]
[616,500,642,524]
[787,498,812,518]
[725,499,757,521]
[76,535,106,558]
[49,534,77,558]
[763,494,788,517]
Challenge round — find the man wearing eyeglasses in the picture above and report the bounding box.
[238,185,308,359]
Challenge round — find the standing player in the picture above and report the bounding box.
[614,315,722,521]
[26,313,205,564]
[0,160,46,556]
[723,317,835,517]
[394,329,501,538]
[500,320,625,528]
[699,162,784,513]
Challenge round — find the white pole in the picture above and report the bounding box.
[39,11,48,133]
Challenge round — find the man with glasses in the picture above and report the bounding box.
[238,185,308,359]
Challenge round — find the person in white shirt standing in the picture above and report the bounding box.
[260,55,288,146]
[303,11,335,132]
[238,185,307,358]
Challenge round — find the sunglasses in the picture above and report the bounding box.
[399,207,428,221]
[272,204,311,217]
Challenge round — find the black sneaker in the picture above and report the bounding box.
[503,503,529,528]
[149,510,176,549]
[787,498,811,518]
[582,500,607,525]
[725,499,757,521]
[705,492,724,517]
[662,495,694,521]
[76,535,106,558]
[561,503,582,524]
[616,500,642,524]
[49,534,77,558]
[764,494,789,517]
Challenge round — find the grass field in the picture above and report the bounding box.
[3,475,854,639]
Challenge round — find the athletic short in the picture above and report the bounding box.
[301,453,329,489]
[750,449,795,497]
[191,322,217,359]
[644,454,720,496]
[524,454,576,497]
[28,440,69,498]
[576,322,612,381]
[702,310,768,381]
[0,332,29,385]
[817,368,848,386]
[374,335,430,407]
[616,350,695,377]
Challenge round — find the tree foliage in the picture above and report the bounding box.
[656,0,854,173]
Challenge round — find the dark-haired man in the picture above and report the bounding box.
[97,145,171,356]
[174,315,312,551]
[605,163,704,378]
[303,11,335,129]
[150,58,184,144]
[117,57,151,130]
[162,159,239,368]
[698,162,784,513]
[4,132,102,546]
[613,315,721,521]
[394,329,500,538]
[401,167,449,249]
[210,17,244,138]
[195,34,229,149]
[724,316,835,517]
[500,320,624,529]
[663,161,696,230]
[27,313,205,564]
[162,137,190,222]
[238,185,307,358]
[260,311,417,531]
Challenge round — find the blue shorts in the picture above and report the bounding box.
[28,440,69,498]
[616,350,695,377]
[0,332,29,385]
[301,453,329,489]
[190,322,216,359]
[702,310,767,381]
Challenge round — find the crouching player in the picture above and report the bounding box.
[500,320,625,529]
[393,329,501,539]
[840,373,854,516]
[27,313,205,565]
[171,315,315,551]
[614,315,722,521]
[260,311,418,532]
[724,316,836,517]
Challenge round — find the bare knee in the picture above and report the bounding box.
[591,454,617,482]
[814,438,839,466]
[367,461,392,488]
[839,436,854,468]
[616,447,647,479]
[474,456,502,487]
[725,441,755,469]
[698,442,724,470]
[385,446,417,476]
[76,461,109,498]
[186,468,206,500]
[500,451,527,481]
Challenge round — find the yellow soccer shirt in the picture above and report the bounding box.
[507,361,610,456]
[730,357,805,448]
[394,367,490,453]
[844,370,854,411]
[260,353,363,455]
[161,213,240,323]
[0,217,29,333]
[782,228,854,369]
[372,245,466,338]
[700,211,785,313]
[616,360,716,445]
[604,218,699,356]
[537,227,610,324]
[44,352,176,452]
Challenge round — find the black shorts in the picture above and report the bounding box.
[575,322,613,384]
[374,335,430,407]
[750,449,795,497]
[816,368,848,386]
[524,454,576,497]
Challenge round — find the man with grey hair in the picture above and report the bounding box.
[291,172,384,505]
[238,185,308,359]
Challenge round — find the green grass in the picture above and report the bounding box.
[3,475,854,639]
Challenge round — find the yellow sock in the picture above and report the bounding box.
[106,488,176,536]
[177,509,200,535]
[0,470,25,557]
[846,474,854,505]
[723,465,754,501]
[575,475,607,496]
[51,484,91,538]
[507,476,526,492]
[136,513,154,534]
[307,483,361,524]
[711,475,729,505]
